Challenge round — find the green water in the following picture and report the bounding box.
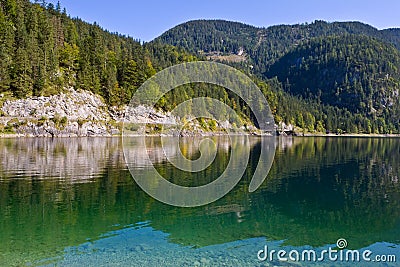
[0,137,399,266]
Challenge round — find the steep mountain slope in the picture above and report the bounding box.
[267,35,400,114]
[381,28,400,49]
[156,20,258,54]
[156,20,400,133]
[0,0,195,105]
[155,20,400,73]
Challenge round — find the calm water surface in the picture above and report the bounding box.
[0,137,399,266]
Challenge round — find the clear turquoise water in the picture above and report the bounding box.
[0,137,399,266]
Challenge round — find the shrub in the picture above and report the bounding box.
[38,116,48,126]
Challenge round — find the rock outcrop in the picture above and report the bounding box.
[0,88,180,137]
[0,88,262,137]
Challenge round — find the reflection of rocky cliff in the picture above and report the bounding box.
[0,136,261,182]
[0,138,124,182]
[123,135,260,168]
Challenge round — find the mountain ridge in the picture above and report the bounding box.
[155,19,400,133]
[155,19,400,49]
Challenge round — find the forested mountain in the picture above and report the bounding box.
[156,20,400,134]
[155,19,400,72]
[1,1,400,134]
[267,35,400,125]
[0,0,196,106]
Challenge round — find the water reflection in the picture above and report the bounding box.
[123,136,274,207]
[0,138,124,182]
[0,137,399,266]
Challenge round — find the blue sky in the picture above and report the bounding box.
[48,0,400,41]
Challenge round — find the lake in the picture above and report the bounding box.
[0,137,399,266]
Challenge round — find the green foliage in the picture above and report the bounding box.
[158,19,400,134]
[2,2,400,134]
[0,124,15,134]
[127,123,140,132]
[77,118,87,127]
[156,20,400,73]
[316,121,325,133]
[145,123,162,134]
[38,116,47,126]
[208,119,217,131]
[0,0,196,106]
[2,118,23,133]
[198,118,207,129]
[268,35,400,113]
[51,114,68,129]
[266,35,400,134]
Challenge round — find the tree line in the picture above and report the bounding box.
[1,1,399,133]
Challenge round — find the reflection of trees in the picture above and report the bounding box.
[151,137,400,249]
[0,137,400,265]
[209,138,400,248]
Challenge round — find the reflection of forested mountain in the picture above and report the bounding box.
[0,137,399,265]
[150,138,400,249]
[243,138,400,247]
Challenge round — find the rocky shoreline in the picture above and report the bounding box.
[2,88,399,138]
[0,88,178,137]
[0,88,252,137]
